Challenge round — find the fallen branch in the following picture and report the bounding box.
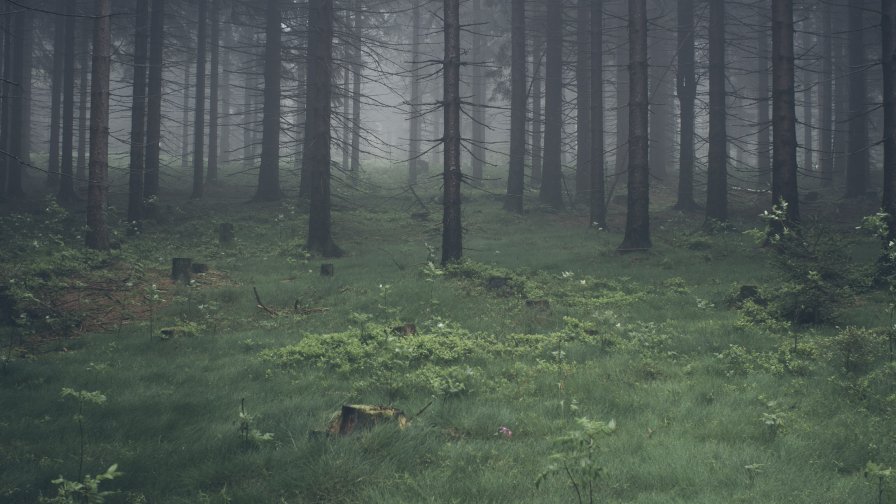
[253,287,278,317]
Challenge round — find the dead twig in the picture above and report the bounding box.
[253,287,278,317]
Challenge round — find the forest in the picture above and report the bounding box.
[1,0,896,501]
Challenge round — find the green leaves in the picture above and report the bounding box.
[535,417,616,502]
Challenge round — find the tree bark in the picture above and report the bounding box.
[86,0,111,251]
[46,4,64,187]
[306,0,341,257]
[255,0,283,201]
[530,23,543,186]
[408,3,422,185]
[191,0,208,199]
[504,0,526,213]
[819,1,833,186]
[76,20,89,190]
[883,0,896,240]
[619,0,650,252]
[757,15,771,187]
[801,25,814,173]
[5,6,27,197]
[539,0,563,209]
[589,0,605,227]
[207,0,220,184]
[575,0,591,204]
[470,0,485,187]
[705,0,727,223]
[220,5,232,165]
[674,0,697,210]
[181,63,191,171]
[128,0,149,223]
[57,1,77,204]
[441,0,462,264]
[144,0,165,199]
[771,0,800,228]
[0,12,10,196]
[349,6,362,187]
[845,0,868,198]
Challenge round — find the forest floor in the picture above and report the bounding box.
[1,168,894,503]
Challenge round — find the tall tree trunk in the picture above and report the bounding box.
[504,0,526,213]
[207,0,220,184]
[531,23,543,186]
[19,6,32,169]
[802,25,814,173]
[86,0,111,251]
[589,0,605,227]
[613,11,629,192]
[76,21,89,190]
[57,0,77,204]
[341,52,350,177]
[181,63,191,171]
[128,0,149,223]
[255,0,282,200]
[757,15,771,187]
[220,5,232,165]
[0,12,10,196]
[819,1,833,186]
[845,0,868,197]
[349,6,362,187]
[47,5,64,187]
[575,0,591,203]
[4,5,26,197]
[408,3,422,186]
[144,0,165,200]
[883,0,896,240]
[675,0,697,210]
[833,25,849,182]
[771,0,800,228]
[705,0,727,223]
[539,0,563,209]
[306,0,341,256]
[647,2,671,182]
[470,0,485,186]
[619,0,650,251]
[191,0,208,199]
[441,0,462,264]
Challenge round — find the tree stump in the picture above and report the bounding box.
[392,323,417,336]
[327,405,409,436]
[320,263,334,277]
[218,223,234,245]
[171,258,192,284]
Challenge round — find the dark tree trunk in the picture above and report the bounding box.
[220,6,232,165]
[674,0,697,210]
[18,6,32,169]
[86,0,111,251]
[771,0,800,227]
[705,0,727,223]
[47,5,64,187]
[181,63,191,171]
[207,0,220,184]
[127,0,149,223]
[191,0,207,199]
[819,2,833,186]
[306,0,341,257]
[647,3,671,182]
[76,21,89,190]
[883,0,896,240]
[255,0,282,201]
[619,0,650,252]
[613,12,629,191]
[0,12,9,196]
[5,7,28,197]
[408,3,421,185]
[833,22,849,182]
[539,0,563,209]
[441,0,462,264]
[589,0,605,227]
[845,0,868,198]
[470,0,485,187]
[531,24,543,186]
[504,0,526,213]
[144,0,164,199]
[341,51,350,178]
[57,1,77,204]
[802,26,814,173]
[349,7,362,187]
[575,0,591,203]
[757,16,771,187]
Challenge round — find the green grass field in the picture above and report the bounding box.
[1,169,894,503]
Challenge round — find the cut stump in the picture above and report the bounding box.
[218,223,235,245]
[320,263,334,277]
[171,258,192,284]
[328,405,409,436]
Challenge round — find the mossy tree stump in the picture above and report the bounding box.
[218,223,234,245]
[171,258,192,284]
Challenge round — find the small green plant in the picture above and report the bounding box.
[40,464,123,504]
[831,326,885,374]
[760,410,786,439]
[238,399,274,447]
[865,462,894,504]
[536,417,616,504]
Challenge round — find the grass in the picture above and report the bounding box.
[0,165,894,503]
